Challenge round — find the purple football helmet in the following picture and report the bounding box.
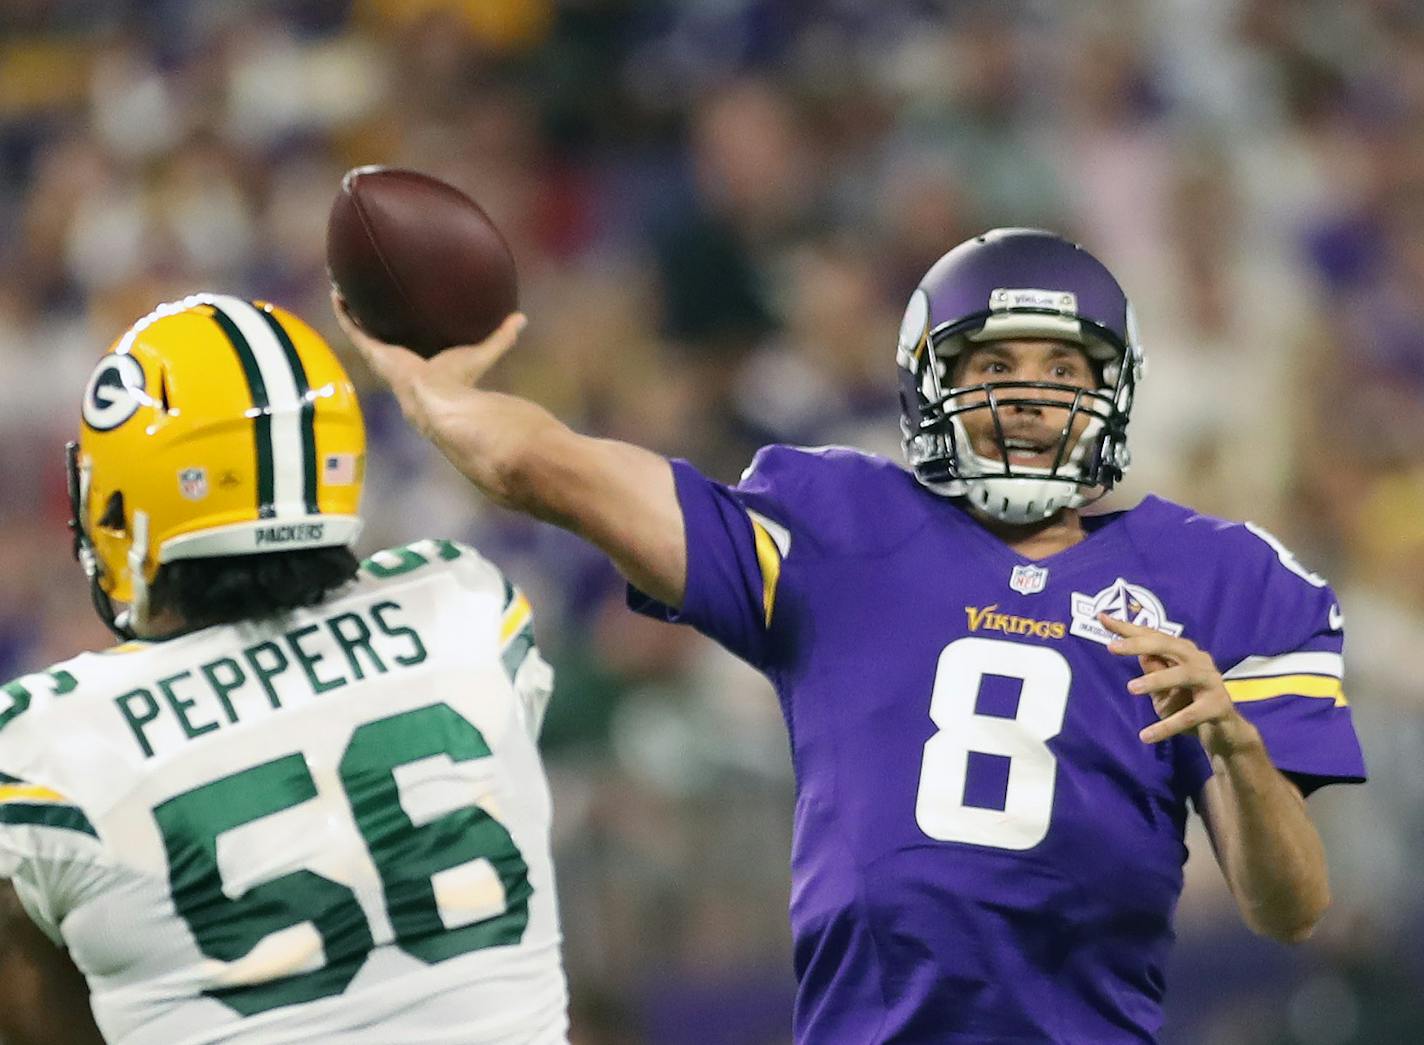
[896,228,1142,523]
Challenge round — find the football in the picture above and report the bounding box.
[327,166,518,358]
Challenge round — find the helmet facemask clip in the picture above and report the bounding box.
[66,441,134,641]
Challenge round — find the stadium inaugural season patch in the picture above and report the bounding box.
[1070,578,1182,645]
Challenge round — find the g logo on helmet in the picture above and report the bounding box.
[82,354,147,431]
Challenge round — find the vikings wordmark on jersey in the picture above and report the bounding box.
[631,445,1364,1044]
[0,542,568,1045]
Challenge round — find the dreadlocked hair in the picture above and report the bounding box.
[148,546,360,630]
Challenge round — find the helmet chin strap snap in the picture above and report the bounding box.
[963,476,1082,524]
[923,413,1104,523]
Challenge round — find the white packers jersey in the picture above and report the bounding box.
[0,539,568,1044]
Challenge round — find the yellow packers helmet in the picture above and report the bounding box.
[67,294,365,636]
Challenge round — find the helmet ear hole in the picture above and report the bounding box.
[98,491,126,533]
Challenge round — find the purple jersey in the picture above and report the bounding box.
[630,445,1365,1044]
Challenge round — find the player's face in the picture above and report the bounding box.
[949,338,1098,470]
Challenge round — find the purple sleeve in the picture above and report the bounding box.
[627,459,778,669]
[1229,622,1364,796]
[1215,534,1366,794]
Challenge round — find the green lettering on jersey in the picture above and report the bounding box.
[284,624,347,694]
[0,681,30,733]
[340,703,530,961]
[370,600,427,667]
[115,688,161,758]
[157,671,221,741]
[154,753,374,1015]
[242,641,290,708]
[154,703,531,1016]
[326,613,387,681]
[361,539,465,579]
[0,670,78,734]
[362,546,425,578]
[199,658,246,725]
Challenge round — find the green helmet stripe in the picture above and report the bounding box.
[257,309,319,515]
[208,307,277,519]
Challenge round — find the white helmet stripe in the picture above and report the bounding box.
[206,295,311,519]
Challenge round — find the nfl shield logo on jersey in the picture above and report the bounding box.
[1070,577,1183,645]
[177,467,208,501]
[1009,564,1048,594]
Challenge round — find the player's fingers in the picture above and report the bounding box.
[429,312,528,387]
[1105,634,1178,660]
[1150,689,1192,722]
[1127,664,1193,695]
[330,290,424,383]
[1139,703,1208,744]
[1099,614,1194,655]
[331,288,382,349]
[1098,613,1151,637]
[1138,653,1171,674]
[1102,621,1196,663]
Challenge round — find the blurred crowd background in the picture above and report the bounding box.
[1,0,1422,1042]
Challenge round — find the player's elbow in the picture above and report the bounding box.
[486,437,549,511]
[1262,916,1321,946]
[492,423,582,519]
[1249,888,1331,945]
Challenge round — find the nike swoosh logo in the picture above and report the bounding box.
[1328,604,1344,631]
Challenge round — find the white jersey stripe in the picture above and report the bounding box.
[747,509,791,558]
[1222,651,1343,680]
[207,295,308,518]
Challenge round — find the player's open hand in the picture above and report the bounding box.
[331,290,526,436]
[1099,614,1260,757]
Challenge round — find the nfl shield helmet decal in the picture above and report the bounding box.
[1009,564,1048,594]
[178,467,209,501]
[1070,577,1182,645]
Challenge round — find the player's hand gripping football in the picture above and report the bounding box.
[1099,614,1262,757]
[331,289,526,439]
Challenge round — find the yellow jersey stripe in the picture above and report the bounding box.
[1224,674,1348,708]
[500,592,533,647]
[0,783,68,805]
[750,518,783,629]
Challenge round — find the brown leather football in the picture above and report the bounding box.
[327,166,518,358]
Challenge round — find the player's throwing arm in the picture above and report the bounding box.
[333,299,687,609]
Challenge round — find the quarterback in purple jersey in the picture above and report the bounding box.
[340,228,1365,1043]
